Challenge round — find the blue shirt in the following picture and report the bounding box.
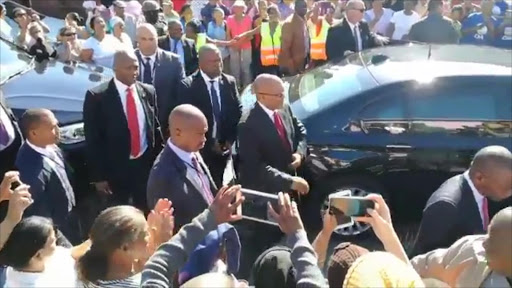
[494,1,509,16]
[169,38,186,66]
[494,19,512,49]
[461,13,499,45]
[207,21,229,58]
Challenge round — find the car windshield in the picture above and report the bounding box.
[0,38,32,84]
[289,54,377,120]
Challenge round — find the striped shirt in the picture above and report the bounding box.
[83,274,141,288]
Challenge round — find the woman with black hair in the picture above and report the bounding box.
[0,217,79,287]
[79,15,121,67]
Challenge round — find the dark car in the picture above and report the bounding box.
[0,38,113,199]
[240,44,512,237]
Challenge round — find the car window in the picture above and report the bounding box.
[358,94,406,119]
[408,78,505,120]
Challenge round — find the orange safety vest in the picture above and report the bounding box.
[310,19,330,61]
[260,22,282,66]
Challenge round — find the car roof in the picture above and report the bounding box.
[1,39,113,123]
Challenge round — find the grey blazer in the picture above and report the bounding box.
[135,48,185,137]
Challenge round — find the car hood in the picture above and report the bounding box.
[3,60,113,124]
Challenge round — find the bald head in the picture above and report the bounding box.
[470,146,512,175]
[490,207,512,233]
[198,44,222,78]
[113,50,139,86]
[137,23,157,38]
[169,104,208,152]
[137,23,158,55]
[181,273,237,288]
[113,50,138,70]
[198,43,221,61]
[252,74,285,110]
[485,207,512,277]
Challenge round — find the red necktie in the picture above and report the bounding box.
[482,197,489,230]
[273,112,290,151]
[191,155,214,204]
[126,87,141,158]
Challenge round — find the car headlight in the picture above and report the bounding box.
[59,122,85,145]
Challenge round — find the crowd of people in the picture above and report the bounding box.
[1,0,511,89]
[0,0,511,287]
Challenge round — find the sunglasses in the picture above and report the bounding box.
[15,13,27,17]
[349,8,365,13]
[63,32,77,37]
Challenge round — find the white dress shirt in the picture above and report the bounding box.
[200,70,221,139]
[347,20,363,52]
[464,170,486,228]
[139,52,157,83]
[167,139,212,200]
[114,78,148,158]
[258,102,277,123]
[0,105,16,151]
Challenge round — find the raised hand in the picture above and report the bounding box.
[354,194,394,243]
[6,184,33,225]
[210,185,244,224]
[0,171,20,203]
[268,192,304,235]
[147,199,175,252]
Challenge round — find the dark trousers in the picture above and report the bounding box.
[108,148,153,213]
[235,219,283,281]
[201,150,229,188]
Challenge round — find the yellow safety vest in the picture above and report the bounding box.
[260,22,282,66]
[196,33,206,52]
[310,19,330,61]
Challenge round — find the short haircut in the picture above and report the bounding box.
[20,108,51,137]
[136,22,158,37]
[346,0,365,10]
[471,146,512,174]
[185,19,202,34]
[428,0,443,12]
[167,18,182,28]
[198,43,220,60]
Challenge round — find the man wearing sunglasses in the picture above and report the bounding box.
[325,0,382,61]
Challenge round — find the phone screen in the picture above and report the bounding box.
[329,197,375,217]
[240,188,280,226]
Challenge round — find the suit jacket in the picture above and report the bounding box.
[177,72,242,151]
[15,143,76,240]
[412,235,510,288]
[146,144,218,231]
[408,13,459,44]
[135,48,185,137]
[411,174,485,257]
[326,18,377,61]
[237,103,307,193]
[83,79,163,184]
[279,14,309,76]
[158,36,199,76]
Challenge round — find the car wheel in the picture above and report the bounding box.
[316,175,388,239]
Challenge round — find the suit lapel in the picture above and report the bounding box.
[278,108,293,150]
[461,176,485,232]
[255,103,286,149]
[197,152,218,193]
[342,18,357,51]
[106,80,129,130]
[135,83,153,143]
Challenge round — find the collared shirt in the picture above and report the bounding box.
[113,78,148,158]
[200,70,221,138]
[169,38,186,66]
[0,105,15,151]
[464,170,485,228]
[347,20,362,51]
[140,52,157,81]
[167,139,212,194]
[258,101,276,123]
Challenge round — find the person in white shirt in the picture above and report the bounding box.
[0,216,80,288]
[80,16,122,68]
[364,0,394,35]
[387,0,420,40]
[110,16,134,51]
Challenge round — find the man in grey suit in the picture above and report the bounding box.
[408,0,460,44]
[135,24,185,137]
[147,104,218,231]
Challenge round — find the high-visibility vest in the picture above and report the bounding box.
[260,22,282,66]
[196,33,206,52]
[310,19,330,61]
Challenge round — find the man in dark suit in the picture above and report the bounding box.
[412,145,512,256]
[408,0,459,44]
[147,104,217,231]
[178,44,242,187]
[325,0,381,61]
[15,109,79,243]
[237,73,309,196]
[0,96,22,177]
[83,50,163,212]
[158,19,199,76]
[136,23,185,138]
